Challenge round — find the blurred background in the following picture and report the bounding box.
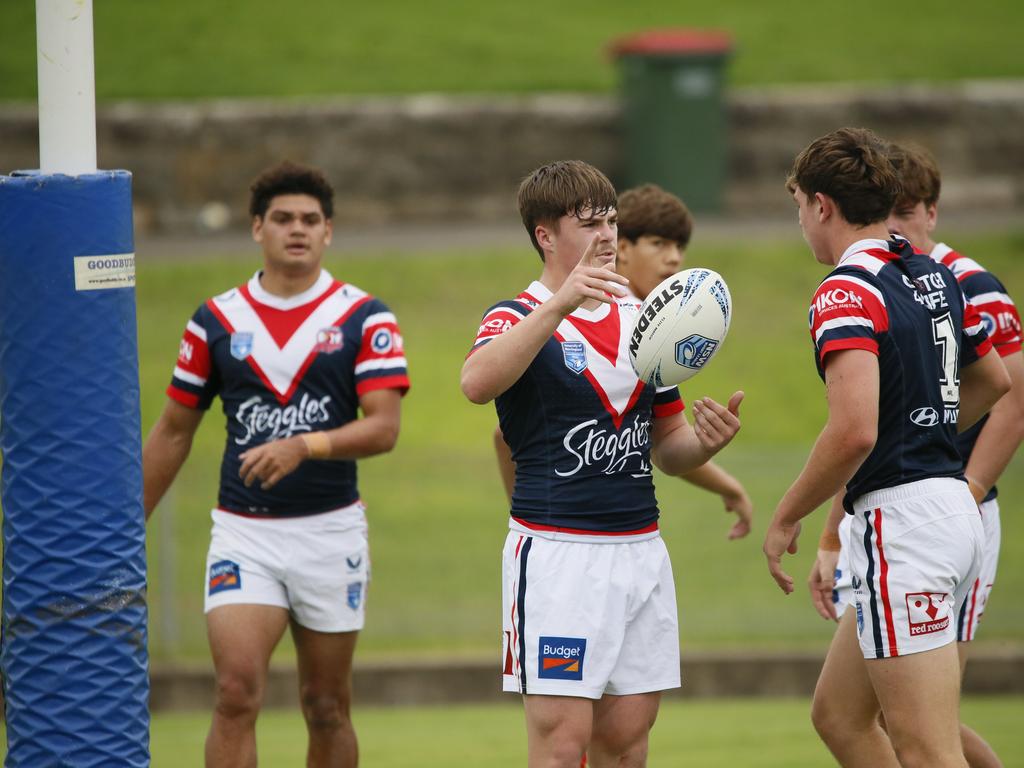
[1,1,1022,765]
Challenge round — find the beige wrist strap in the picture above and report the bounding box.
[301,431,332,460]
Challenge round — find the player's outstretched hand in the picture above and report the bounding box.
[809,550,839,621]
[238,436,308,490]
[550,233,629,316]
[693,391,743,454]
[763,518,801,594]
[722,486,753,540]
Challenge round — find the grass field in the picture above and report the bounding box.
[133,229,1024,662]
[3,696,1021,765]
[2,1,1024,100]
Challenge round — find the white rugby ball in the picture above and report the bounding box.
[628,268,732,386]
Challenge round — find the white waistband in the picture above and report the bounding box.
[508,518,660,544]
[852,477,967,512]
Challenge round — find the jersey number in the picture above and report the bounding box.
[932,313,960,407]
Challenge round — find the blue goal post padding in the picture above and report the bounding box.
[0,171,149,767]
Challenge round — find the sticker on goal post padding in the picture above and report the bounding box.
[73,253,136,291]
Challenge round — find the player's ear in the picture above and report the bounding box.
[323,218,333,247]
[535,223,555,253]
[925,203,938,233]
[617,237,631,265]
[814,192,833,223]
[252,215,264,243]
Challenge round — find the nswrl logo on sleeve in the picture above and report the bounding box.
[538,636,586,681]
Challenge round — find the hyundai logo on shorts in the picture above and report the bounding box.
[909,406,939,427]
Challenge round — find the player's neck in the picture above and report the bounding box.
[258,266,322,299]
[831,223,892,265]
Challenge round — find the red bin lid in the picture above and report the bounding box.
[610,28,733,57]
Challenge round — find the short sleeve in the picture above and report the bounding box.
[809,272,889,363]
[354,299,410,396]
[467,300,530,357]
[960,299,993,365]
[652,386,685,419]
[167,309,219,410]
[960,272,1022,358]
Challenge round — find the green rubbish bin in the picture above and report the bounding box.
[611,29,734,212]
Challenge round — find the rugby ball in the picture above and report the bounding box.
[628,268,732,386]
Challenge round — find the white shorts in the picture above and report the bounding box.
[501,526,680,700]
[833,515,854,617]
[847,478,983,659]
[957,498,1001,642]
[205,501,369,633]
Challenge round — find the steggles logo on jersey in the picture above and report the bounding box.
[906,592,951,636]
[314,326,344,354]
[538,636,586,681]
[230,332,254,360]
[556,414,651,477]
[561,341,588,374]
[234,393,333,445]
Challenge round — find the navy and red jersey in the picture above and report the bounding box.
[168,270,409,518]
[931,243,1022,501]
[470,281,684,533]
[808,238,992,508]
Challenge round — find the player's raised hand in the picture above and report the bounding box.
[693,391,744,453]
[550,233,629,316]
[809,550,840,621]
[238,435,309,490]
[763,518,801,594]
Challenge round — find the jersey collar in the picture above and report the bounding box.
[837,238,894,265]
[524,280,612,321]
[248,269,334,309]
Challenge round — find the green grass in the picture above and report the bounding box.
[4,696,1021,766]
[134,229,1024,661]
[2,1,1024,100]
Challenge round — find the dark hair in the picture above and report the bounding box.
[785,127,900,226]
[516,160,617,259]
[617,184,694,246]
[888,142,941,208]
[249,161,334,219]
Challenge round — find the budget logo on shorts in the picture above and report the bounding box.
[209,560,241,595]
[347,582,363,610]
[675,334,718,370]
[538,636,586,681]
[561,342,588,374]
[230,332,253,360]
[906,592,951,636]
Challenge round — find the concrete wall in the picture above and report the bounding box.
[2,80,1022,233]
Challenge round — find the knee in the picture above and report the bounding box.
[888,731,964,768]
[300,686,352,732]
[213,671,263,722]
[811,691,851,746]
[590,717,654,764]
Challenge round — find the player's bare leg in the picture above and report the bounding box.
[957,642,1003,768]
[587,692,660,767]
[523,695,592,768]
[291,620,360,768]
[867,641,967,768]
[811,611,899,767]
[206,604,291,768]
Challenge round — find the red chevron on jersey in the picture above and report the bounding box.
[553,318,645,430]
[207,274,371,405]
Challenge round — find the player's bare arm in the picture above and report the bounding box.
[808,495,845,622]
[963,350,1024,498]
[142,398,205,520]
[651,391,743,476]
[460,234,629,404]
[957,348,1012,436]
[238,388,401,490]
[764,349,878,594]
[681,460,753,539]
